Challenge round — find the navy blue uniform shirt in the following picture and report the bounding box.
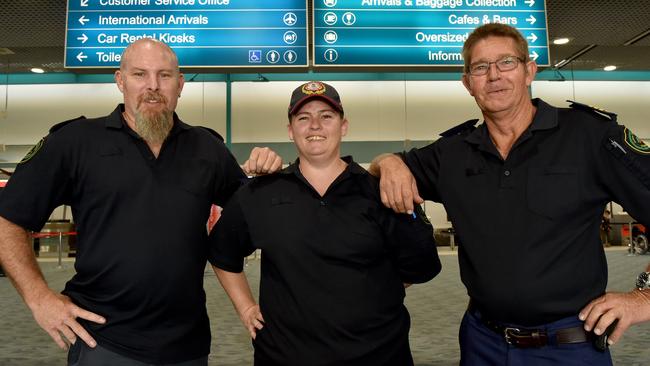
[404,98,650,326]
[0,105,246,363]
[209,157,441,366]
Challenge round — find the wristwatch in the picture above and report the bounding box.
[636,272,650,290]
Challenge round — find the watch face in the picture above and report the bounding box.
[636,272,650,289]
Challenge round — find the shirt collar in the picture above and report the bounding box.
[281,155,366,176]
[464,98,558,147]
[527,98,558,132]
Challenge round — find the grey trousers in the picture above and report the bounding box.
[67,341,209,366]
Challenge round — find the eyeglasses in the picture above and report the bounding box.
[468,56,525,76]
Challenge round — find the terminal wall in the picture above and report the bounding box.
[0,79,648,227]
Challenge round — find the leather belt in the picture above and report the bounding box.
[469,303,592,348]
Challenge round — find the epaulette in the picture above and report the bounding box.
[567,100,617,122]
[49,116,86,133]
[439,119,479,137]
[199,126,225,142]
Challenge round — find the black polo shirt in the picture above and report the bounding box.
[0,105,246,363]
[404,98,650,326]
[209,157,440,366]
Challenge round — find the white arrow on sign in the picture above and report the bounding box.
[76,52,88,62]
[78,16,89,25]
[80,0,88,6]
[527,33,538,43]
[529,51,539,61]
[526,15,536,25]
[525,0,535,6]
[77,34,88,43]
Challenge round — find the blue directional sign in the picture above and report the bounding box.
[65,0,308,68]
[313,0,549,67]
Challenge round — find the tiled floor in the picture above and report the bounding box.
[1,247,649,365]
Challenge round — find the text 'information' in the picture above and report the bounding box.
[313,0,549,67]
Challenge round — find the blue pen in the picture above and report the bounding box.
[411,211,417,219]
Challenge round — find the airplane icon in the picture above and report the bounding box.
[283,12,297,26]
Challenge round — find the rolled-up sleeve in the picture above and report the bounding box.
[207,191,255,273]
[0,132,73,232]
[599,124,650,226]
[382,204,441,284]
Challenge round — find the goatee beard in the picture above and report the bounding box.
[135,93,174,145]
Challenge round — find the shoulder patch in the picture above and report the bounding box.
[20,137,46,164]
[623,128,650,155]
[567,100,617,122]
[49,116,86,133]
[199,127,225,142]
[439,119,479,138]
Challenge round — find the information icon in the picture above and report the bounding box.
[324,49,338,63]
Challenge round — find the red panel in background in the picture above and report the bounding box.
[622,224,646,237]
[206,204,222,234]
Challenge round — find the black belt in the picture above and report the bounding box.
[468,302,592,348]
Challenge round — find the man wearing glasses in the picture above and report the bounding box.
[370,23,650,365]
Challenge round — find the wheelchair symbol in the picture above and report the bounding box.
[248,50,262,63]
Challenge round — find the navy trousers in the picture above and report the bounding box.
[67,341,208,366]
[459,310,613,366]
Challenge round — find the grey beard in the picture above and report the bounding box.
[134,109,173,145]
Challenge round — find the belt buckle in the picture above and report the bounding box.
[504,327,521,345]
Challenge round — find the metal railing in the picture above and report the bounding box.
[32,231,76,268]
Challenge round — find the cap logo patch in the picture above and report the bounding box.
[20,137,46,164]
[624,128,650,155]
[301,82,326,96]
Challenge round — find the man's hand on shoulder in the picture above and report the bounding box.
[370,153,423,214]
[242,147,282,176]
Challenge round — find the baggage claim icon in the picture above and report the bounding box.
[324,30,338,44]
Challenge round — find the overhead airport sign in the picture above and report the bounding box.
[65,0,308,68]
[313,0,549,67]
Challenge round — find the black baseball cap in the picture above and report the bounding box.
[288,81,344,118]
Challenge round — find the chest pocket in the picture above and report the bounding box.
[176,158,214,198]
[527,165,582,219]
[83,145,136,195]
